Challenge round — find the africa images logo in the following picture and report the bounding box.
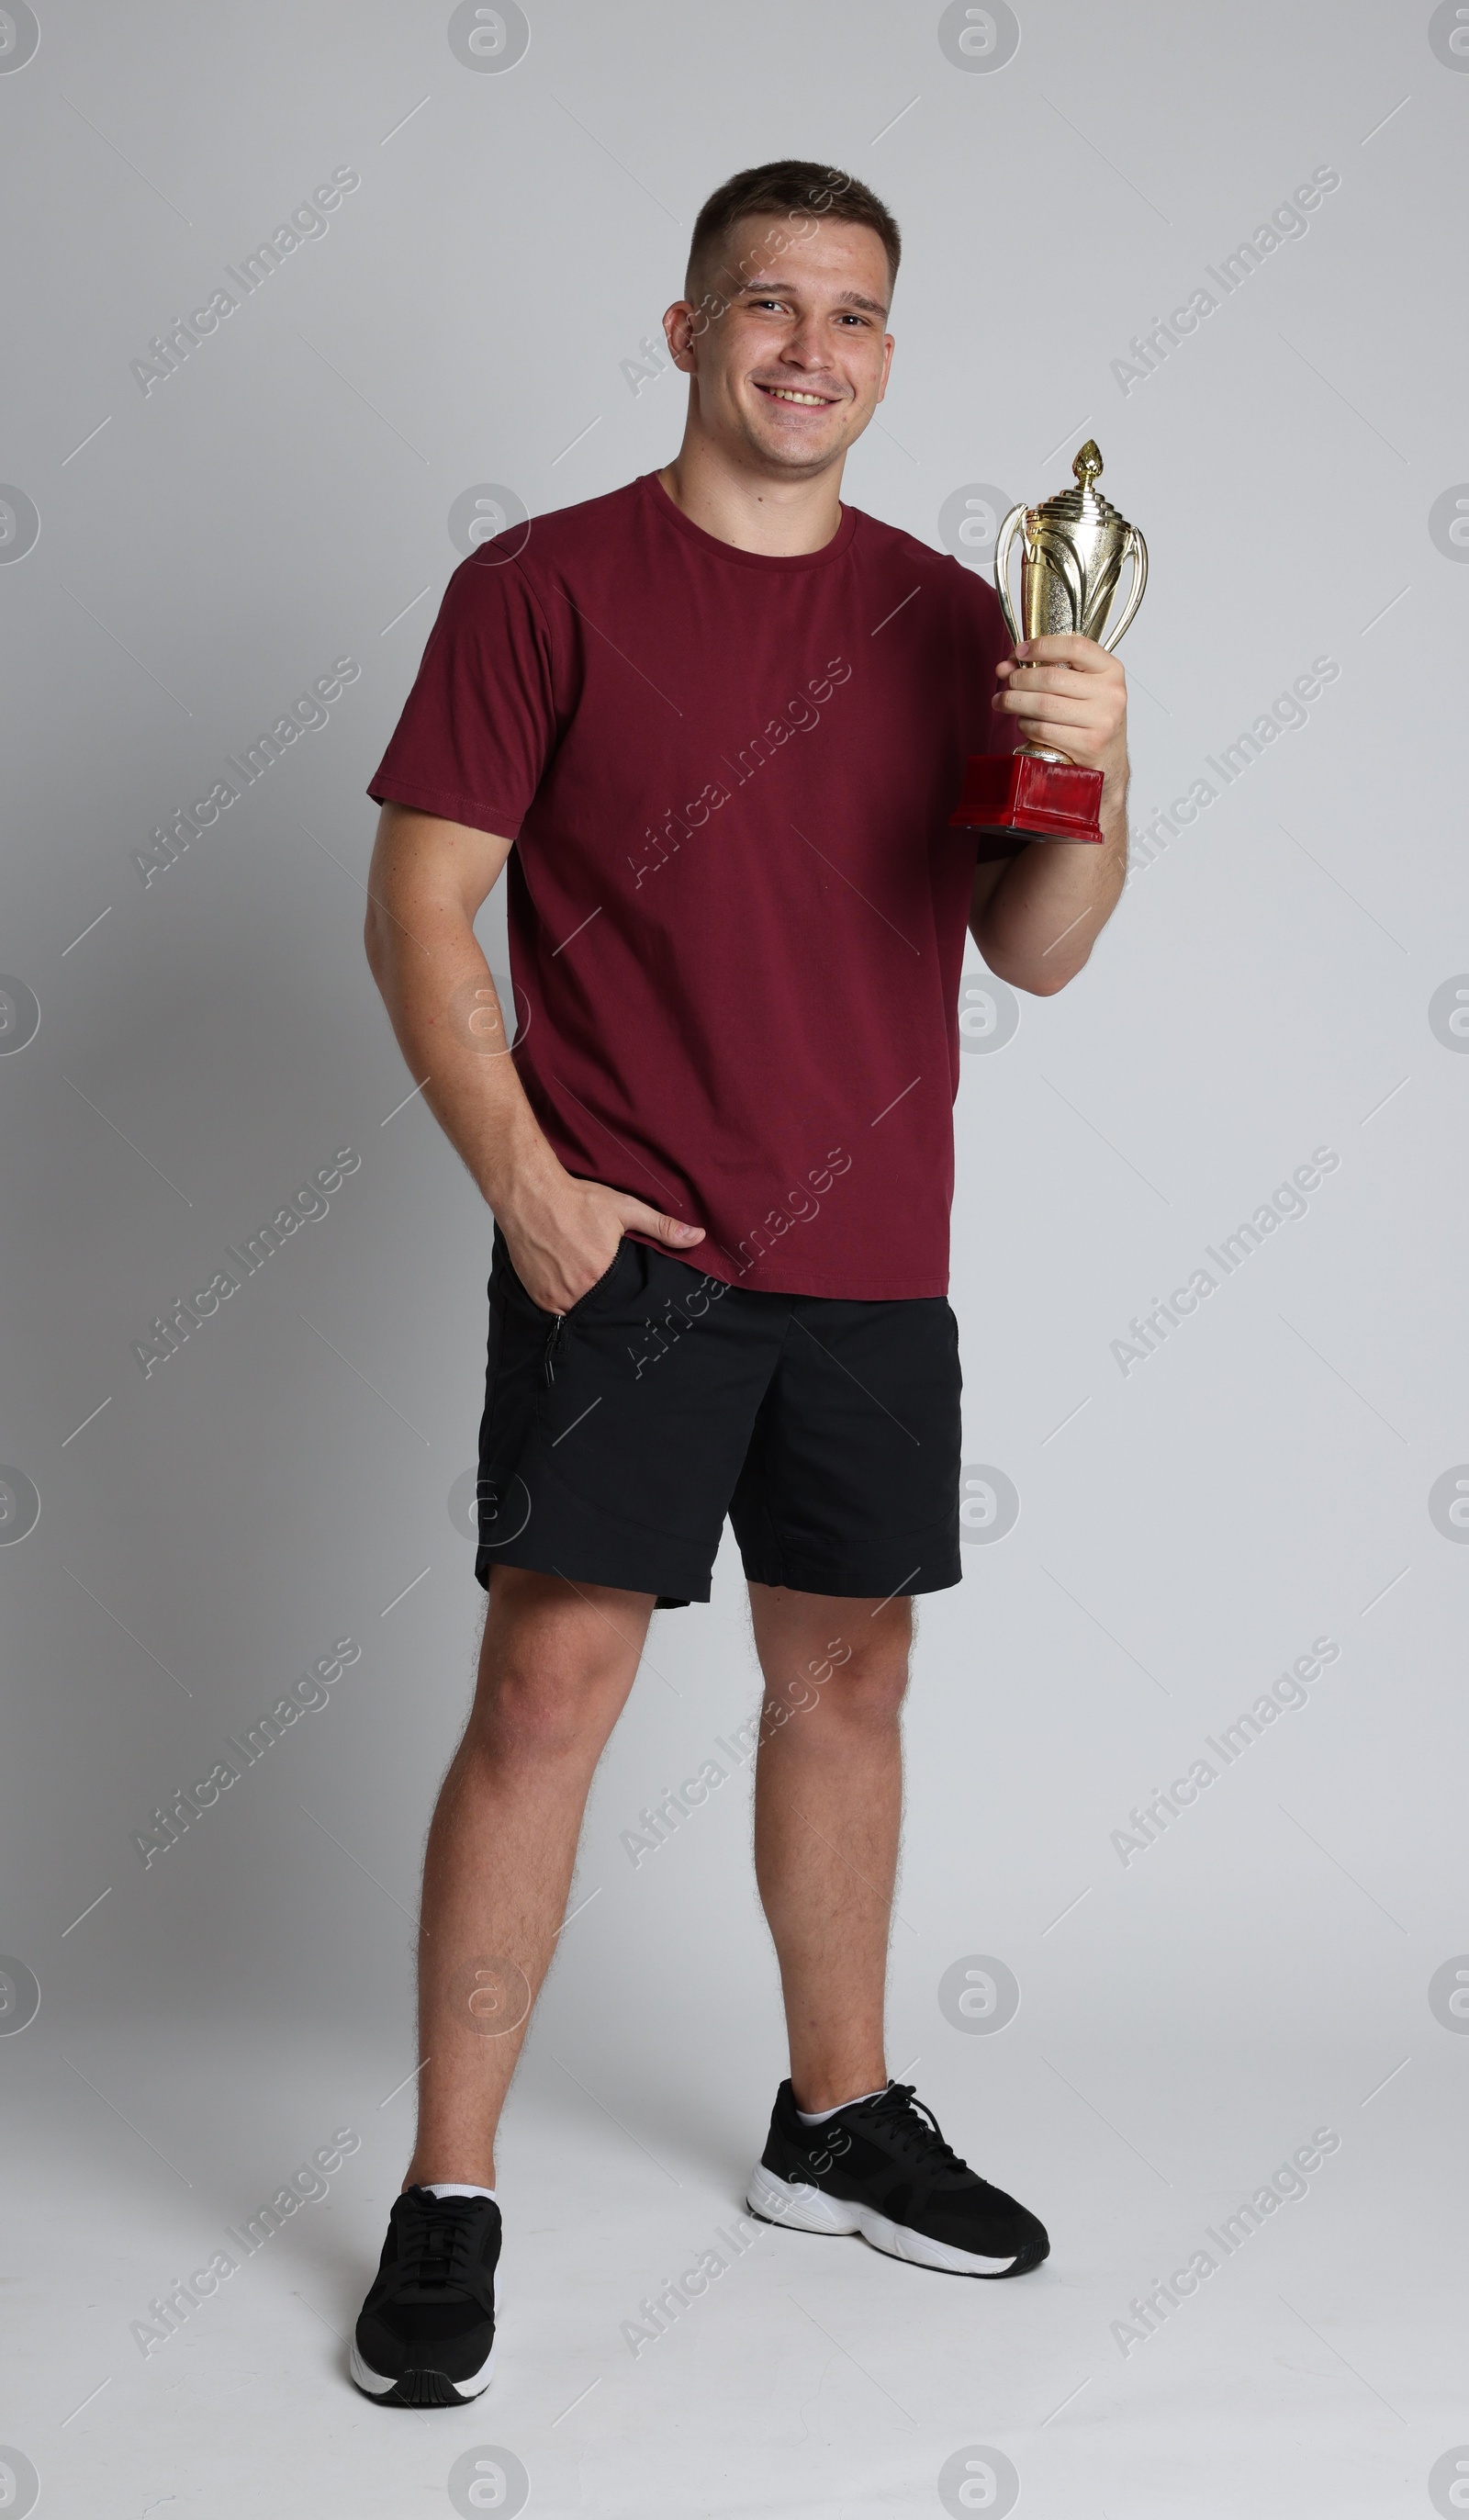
[936,3,1021,73]
[0,5,40,73]
[447,1,531,71]
[0,485,39,562]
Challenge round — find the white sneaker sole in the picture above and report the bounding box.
[349,2333,496,2402]
[746,2161,1019,2277]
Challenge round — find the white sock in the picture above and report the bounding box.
[423,2182,498,2200]
[795,2083,889,2126]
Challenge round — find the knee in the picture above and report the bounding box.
[831,1651,910,1727]
[474,1648,626,1766]
[469,1573,645,1765]
[778,1642,910,1735]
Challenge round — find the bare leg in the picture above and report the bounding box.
[746,1581,912,2113]
[404,1568,655,2189]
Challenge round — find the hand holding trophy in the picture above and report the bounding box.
[949,441,1147,854]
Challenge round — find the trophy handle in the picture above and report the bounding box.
[1099,525,1148,654]
[992,503,1026,648]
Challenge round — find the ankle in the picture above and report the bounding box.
[791,2072,887,2117]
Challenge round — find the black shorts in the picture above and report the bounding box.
[473,1226,963,1607]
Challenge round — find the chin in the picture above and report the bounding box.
[742,414,846,470]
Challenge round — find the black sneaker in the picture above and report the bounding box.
[746,2080,1048,2278]
[351,2188,501,2405]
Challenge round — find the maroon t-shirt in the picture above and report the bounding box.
[368,469,1011,1299]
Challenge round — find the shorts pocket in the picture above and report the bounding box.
[566,1235,628,1316]
[493,1225,628,1322]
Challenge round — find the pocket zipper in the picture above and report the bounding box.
[539,1240,622,1387]
[543,1312,567,1387]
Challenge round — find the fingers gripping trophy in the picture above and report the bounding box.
[949,440,1148,855]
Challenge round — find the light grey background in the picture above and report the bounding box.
[2,3,1465,2513]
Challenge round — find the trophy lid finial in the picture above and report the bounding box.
[1073,440,1103,487]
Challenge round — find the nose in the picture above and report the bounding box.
[775,311,831,370]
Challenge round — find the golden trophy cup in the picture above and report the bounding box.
[948,440,1147,853]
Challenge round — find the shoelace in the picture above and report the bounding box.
[398,2195,483,2291]
[855,2082,968,2175]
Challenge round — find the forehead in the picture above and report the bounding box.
[718,211,891,309]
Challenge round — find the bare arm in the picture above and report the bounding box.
[968,632,1130,996]
[363,803,704,1311]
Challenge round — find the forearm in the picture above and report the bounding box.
[971,785,1128,996]
[974,630,1133,993]
[363,802,701,1311]
[364,885,559,1221]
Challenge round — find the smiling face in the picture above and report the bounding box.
[667,213,895,483]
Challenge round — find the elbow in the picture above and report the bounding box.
[1023,962,1078,998]
[975,939,1082,999]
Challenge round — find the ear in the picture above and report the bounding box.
[663,302,701,372]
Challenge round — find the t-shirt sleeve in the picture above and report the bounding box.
[367,549,557,839]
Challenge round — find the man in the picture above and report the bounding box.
[351,159,1129,2407]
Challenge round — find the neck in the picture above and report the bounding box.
[657,438,846,557]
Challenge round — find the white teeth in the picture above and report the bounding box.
[765,388,829,405]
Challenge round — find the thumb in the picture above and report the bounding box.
[614,1198,705,1249]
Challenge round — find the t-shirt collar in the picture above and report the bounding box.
[639,469,859,572]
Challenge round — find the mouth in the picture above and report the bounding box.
[754,382,842,411]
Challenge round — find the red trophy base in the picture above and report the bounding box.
[948,751,1105,859]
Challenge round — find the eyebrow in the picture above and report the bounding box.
[734,277,889,318]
